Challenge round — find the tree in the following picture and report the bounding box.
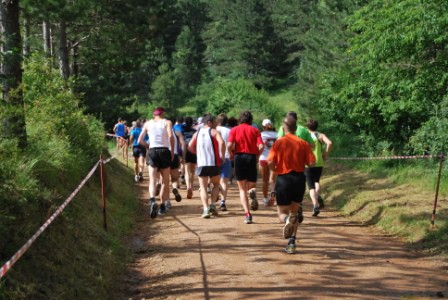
[320,0,448,154]
[0,0,27,149]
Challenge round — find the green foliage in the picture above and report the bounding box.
[320,0,448,155]
[24,56,105,172]
[193,78,285,125]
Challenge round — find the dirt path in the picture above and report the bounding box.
[120,175,447,300]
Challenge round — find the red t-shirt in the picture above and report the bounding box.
[267,133,315,174]
[228,123,263,155]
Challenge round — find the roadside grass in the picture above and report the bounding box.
[0,153,137,299]
[322,160,448,256]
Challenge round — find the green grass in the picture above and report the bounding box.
[0,157,137,299]
[323,160,448,256]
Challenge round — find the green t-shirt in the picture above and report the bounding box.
[277,125,314,146]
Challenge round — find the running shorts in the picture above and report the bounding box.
[234,153,257,182]
[275,171,306,206]
[147,147,171,169]
[196,166,221,177]
[132,145,147,158]
[220,158,232,179]
[170,154,180,169]
[305,167,323,189]
[185,150,197,164]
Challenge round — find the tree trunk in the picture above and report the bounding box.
[22,12,30,58]
[0,0,27,149]
[58,20,70,82]
[43,20,52,57]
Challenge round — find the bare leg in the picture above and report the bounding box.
[237,179,250,213]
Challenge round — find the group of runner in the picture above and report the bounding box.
[114,107,332,254]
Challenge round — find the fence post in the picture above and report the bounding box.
[100,155,107,230]
[431,155,445,226]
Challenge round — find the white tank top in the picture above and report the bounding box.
[217,125,231,159]
[147,119,170,148]
[260,130,277,160]
[196,128,220,167]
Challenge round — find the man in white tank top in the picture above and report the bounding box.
[188,113,225,218]
[138,107,174,218]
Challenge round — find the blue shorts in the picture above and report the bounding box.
[220,158,231,179]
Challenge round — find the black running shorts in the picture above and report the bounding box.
[275,171,306,206]
[234,153,257,182]
[305,167,323,189]
[196,166,220,177]
[147,147,171,169]
[185,150,197,164]
[170,154,180,169]
[132,145,147,158]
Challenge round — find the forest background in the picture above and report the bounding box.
[0,0,447,299]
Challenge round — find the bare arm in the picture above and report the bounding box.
[320,133,333,160]
[214,130,226,162]
[166,121,174,160]
[138,125,149,148]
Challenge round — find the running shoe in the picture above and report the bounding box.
[220,201,227,211]
[312,206,320,217]
[165,200,172,210]
[249,189,258,211]
[263,197,269,207]
[173,188,182,202]
[269,191,276,206]
[134,175,139,182]
[155,183,161,196]
[244,214,253,224]
[209,203,218,216]
[139,172,144,182]
[283,216,293,239]
[285,243,296,254]
[149,200,158,219]
[158,203,167,215]
[318,195,325,208]
[180,175,186,185]
[187,188,193,199]
[201,208,211,218]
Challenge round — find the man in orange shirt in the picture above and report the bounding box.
[267,116,315,254]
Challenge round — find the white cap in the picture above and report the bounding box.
[262,119,272,126]
[197,117,203,124]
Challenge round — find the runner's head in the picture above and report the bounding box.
[306,119,318,131]
[283,116,297,134]
[217,113,228,126]
[202,113,216,128]
[262,119,273,130]
[286,111,297,121]
[185,116,193,129]
[239,111,253,125]
[153,107,165,117]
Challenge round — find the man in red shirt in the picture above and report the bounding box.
[267,116,315,254]
[227,111,264,224]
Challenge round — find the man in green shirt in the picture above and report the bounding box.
[277,111,315,148]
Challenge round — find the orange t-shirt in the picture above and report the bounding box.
[267,133,315,175]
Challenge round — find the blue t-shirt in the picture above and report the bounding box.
[115,123,125,137]
[130,127,148,147]
[173,123,184,134]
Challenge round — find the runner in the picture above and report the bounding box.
[181,117,197,199]
[188,113,225,218]
[267,116,315,254]
[129,120,148,182]
[305,119,333,216]
[168,124,186,207]
[227,111,264,224]
[259,119,277,206]
[138,107,174,218]
[216,113,231,211]
[277,111,315,148]
[113,117,126,150]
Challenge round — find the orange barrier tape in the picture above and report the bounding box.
[0,155,116,280]
[330,154,445,161]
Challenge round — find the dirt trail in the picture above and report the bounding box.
[120,175,447,300]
